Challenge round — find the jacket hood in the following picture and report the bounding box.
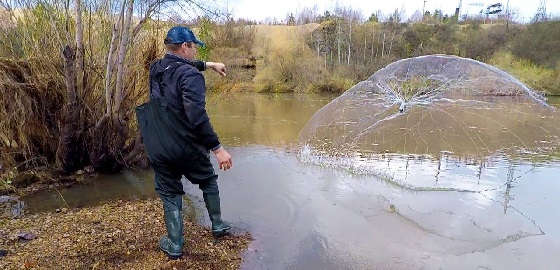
[151,53,195,77]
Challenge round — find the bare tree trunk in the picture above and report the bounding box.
[315,33,320,57]
[62,46,77,107]
[75,0,84,97]
[371,24,375,61]
[90,0,130,173]
[381,32,385,57]
[337,20,341,65]
[112,0,134,122]
[363,30,367,64]
[329,50,332,69]
[56,46,84,172]
[347,20,351,65]
[388,31,395,56]
[104,0,126,117]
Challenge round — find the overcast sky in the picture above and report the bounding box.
[220,0,559,23]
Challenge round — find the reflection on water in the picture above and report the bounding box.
[299,144,560,193]
[24,170,157,213]
[207,93,335,147]
[22,93,560,269]
[301,97,560,158]
[550,96,560,107]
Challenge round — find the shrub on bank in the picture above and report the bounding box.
[460,24,512,61]
[490,51,560,96]
[511,21,560,69]
[307,74,355,93]
[253,25,324,93]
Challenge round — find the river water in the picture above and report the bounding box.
[23,93,560,269]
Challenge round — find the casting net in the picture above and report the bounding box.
[300,55,559,160]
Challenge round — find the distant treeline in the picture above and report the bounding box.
[226,7,560,95]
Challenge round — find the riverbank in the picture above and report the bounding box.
[0,199,250,269]
[0,168,93,197]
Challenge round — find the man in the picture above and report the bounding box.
[136,26,233,260]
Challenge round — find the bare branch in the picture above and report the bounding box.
[104,0,126,117]
[75,0,85,97]
[112,0,134,120]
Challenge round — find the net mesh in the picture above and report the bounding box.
[299,55,560,159]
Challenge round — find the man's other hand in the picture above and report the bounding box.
[213,147,232,170]
[206,62,227,77]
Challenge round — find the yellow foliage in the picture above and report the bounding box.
[489,51,560,95]
[252,24,325,92]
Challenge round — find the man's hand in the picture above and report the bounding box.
[213,146,232,171]
[206,62,227,77]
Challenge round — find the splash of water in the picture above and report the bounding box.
[299,54,560,191]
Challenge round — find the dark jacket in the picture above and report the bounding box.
[149,54,220,151]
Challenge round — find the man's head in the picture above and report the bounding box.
[164,26,205,60]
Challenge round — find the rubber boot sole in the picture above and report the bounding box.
[159,246,183,260]
[212,225,232,238]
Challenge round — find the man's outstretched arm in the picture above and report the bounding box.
[206,62,227,76]
[192,61,227,77]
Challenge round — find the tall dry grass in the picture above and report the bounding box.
[201,20,256,92]
[252,24,328,93]
[0,2,261,187]
[1,5,69,171]
[0,3,169,179]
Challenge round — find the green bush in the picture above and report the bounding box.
[307,74,355,93]
[460,24,511,61]
[511,21,560,68]
[490,51,560,95]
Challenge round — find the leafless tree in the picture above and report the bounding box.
[55,0,223,172]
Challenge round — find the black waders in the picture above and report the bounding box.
[137,98,231,259]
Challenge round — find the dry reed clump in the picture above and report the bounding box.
[0,4,170,182]
[307,74,355,93]
[200,22,257,92]
[252,25,325,92]
[206,47,256,92]
[0,57,64,170]
[0,10,14,29]
[201,21,256,58]
[0,4,79,174]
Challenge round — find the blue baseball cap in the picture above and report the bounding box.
[164,26,205,47]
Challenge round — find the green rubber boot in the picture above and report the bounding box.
[203,193,231,237]
[159,195,184,259]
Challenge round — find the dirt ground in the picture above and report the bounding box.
[0,199,250,269]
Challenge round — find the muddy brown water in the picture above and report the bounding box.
[550,96,560,107]
[22,93,560,269]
